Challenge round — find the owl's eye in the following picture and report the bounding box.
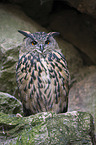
[45,40,50,45]
[31,41,37,45]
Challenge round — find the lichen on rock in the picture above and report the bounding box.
[0,111,95,144]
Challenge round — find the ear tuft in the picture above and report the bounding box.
[18,30,32,38]
[48,32,60,37]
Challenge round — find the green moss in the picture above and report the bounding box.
[0,111,95,144]
[0,92,23,115]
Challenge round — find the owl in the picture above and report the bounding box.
[16,30,70,116]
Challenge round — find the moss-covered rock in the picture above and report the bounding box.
[0,92,23,115]
[0,111,95,145]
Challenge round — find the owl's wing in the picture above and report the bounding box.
[45,50,70,113]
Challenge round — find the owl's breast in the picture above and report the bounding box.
[16,50,70,114]
[40,58,50,83]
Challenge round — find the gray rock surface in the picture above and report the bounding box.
[63,0,96,18]
[0,111,95,144]
[3,0,96,19]
[5,0,54,25]
[22,0,54,25]
[49,9,96,64]
[69,66,96,134]
[0,92,23,115]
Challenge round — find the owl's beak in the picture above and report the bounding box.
[40,44,44,52]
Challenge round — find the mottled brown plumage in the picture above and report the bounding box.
[16,31,70,116]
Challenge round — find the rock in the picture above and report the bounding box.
[0,4,83,97]
[3,1,54,25]
[49,9,96,64]
[0,92,23,115]
[63,0,96,18]
[69,65,96,134]
[0,111,95,144]
[7,0,24,4]
[22,0,54,25]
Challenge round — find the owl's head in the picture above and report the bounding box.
[18,30,60,55]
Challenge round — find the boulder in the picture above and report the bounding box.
[0,111,95,144]
[5,0,24,4]
[49,9,96,64]
[0,92,23,115]
[22,0,54,25]
[63,0,96,18]
[69,65,96,134]
[5,0,54,25]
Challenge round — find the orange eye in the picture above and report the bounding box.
[45,40,50,45]
[32,42,34,45]
[31,41,37,45]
